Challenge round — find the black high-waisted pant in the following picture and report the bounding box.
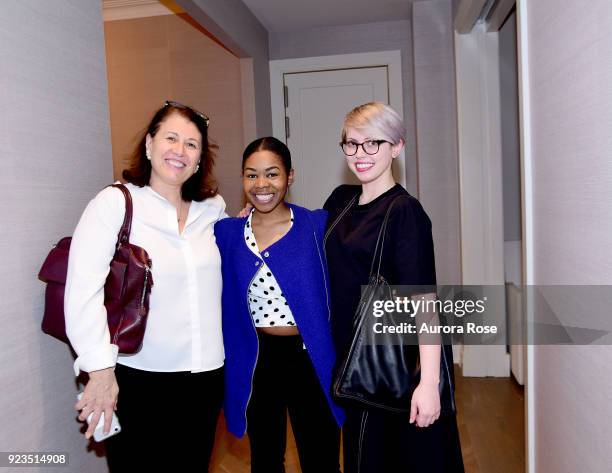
[105,363,224,472]
[246,332,341,473]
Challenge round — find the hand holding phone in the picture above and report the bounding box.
[76,392,121,442]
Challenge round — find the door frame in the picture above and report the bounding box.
[454,0,534,470]
[454,21,510,378]
[516,1,535,471]
[269,51,405,186]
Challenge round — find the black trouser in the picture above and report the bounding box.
[246,333,341,473]
[105,363,224,473]
[343,407,465,473]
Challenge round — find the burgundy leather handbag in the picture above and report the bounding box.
[38,184,153,354]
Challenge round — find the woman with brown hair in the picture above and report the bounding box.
[65,101,225,471]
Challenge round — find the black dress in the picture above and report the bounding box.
[324,184,464,473]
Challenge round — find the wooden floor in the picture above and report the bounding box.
[454,368,525,473]
[210,367,525,473]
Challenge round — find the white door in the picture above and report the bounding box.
[283,67,404,209]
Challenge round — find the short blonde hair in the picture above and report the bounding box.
[341,102,406,145]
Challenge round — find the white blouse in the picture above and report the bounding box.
[65,183,226,375]
[244,210,297,328]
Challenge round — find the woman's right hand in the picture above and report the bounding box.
[75,367,119,439]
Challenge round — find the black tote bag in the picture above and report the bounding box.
[328,195,455,414]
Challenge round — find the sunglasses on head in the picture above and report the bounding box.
[163,100,210,127]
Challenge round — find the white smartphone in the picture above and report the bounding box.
[76,393,122,442]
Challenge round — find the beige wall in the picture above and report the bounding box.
[1,0,111,471]
[104,14,245,214]
[176,0,272,137]
[523,1,612,471]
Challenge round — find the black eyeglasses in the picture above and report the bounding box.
[340,139,390,156]
[164,100,210,127]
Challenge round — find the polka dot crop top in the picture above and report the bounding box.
[245,209,297,328]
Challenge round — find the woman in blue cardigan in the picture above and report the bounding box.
[214,137,344,473]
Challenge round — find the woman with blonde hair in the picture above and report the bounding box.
[324,102,464,472]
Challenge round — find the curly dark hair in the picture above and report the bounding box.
[122,102,218,201]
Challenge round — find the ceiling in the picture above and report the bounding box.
[238,0,417,33]
[102,0,421,32]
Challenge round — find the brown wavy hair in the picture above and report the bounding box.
[122,102,218,201]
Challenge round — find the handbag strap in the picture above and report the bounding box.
[369,195,403,279]
[323,194,358,245]
[323,189,403,279]
[110,183,133,247]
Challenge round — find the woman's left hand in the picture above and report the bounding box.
[409,381,441,428]
[236,203,253,218]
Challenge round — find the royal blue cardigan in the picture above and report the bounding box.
[214,204,345,437]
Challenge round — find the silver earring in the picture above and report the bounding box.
[194,164,200,174]
[146,150,151,160]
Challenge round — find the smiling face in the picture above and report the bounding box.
[242,150,294,214]
[145,112,202,191]
[343,127,402,186]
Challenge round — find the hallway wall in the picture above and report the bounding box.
[104,14,245,214]
[499,11,522,287]
[412,0,461,285]
[522,1,612,471]
[0,0,111,470]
